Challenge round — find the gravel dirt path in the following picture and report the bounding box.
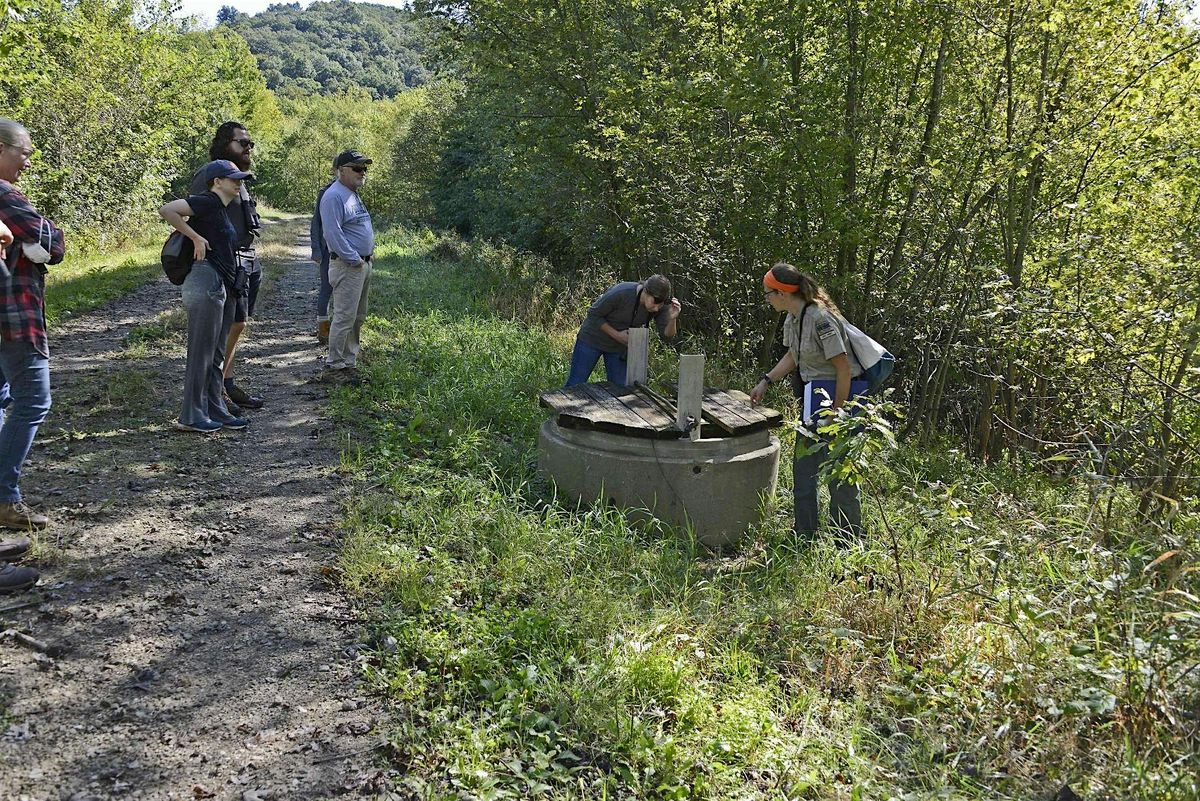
[0,222,385,800]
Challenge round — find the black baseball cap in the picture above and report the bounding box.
[334,150,373,168]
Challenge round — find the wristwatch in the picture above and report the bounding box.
[760,373,774,385]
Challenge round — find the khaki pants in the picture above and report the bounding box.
[327,257,372,370]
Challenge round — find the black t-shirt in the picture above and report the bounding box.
[185,192,242,294]
[188,173,260,252]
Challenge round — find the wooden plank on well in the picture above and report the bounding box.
[625,328,649,386]
[659,381,752,435]
[602,382,677,432]
[661,383,783,435]
[704,388,772,426]
[575,383,662,437]
[717,388,784,428]
[677,355,705,441]
[540,387,588,412]
[539,386,606,431]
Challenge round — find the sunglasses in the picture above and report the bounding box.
[345,165,368,173]
[233,138,255,149]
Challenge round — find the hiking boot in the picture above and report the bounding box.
[0,502,48,531]
[317,320,330,345]
[225,382,264,409]
[0,536,32,561]
[222,393,243,416]
[316,368,351,385]
[173,418,223,434]
[0,562,38,594]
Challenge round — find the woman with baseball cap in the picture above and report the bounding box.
[159,159,255,433]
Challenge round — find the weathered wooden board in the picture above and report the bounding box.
[663,383,784,436]
[702,388,781,434]
[540,382,781,438]
[625,328,649,386]
[600,382,677,431]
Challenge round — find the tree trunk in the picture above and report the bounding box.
[883,26,949,286]
[836,0,860,282]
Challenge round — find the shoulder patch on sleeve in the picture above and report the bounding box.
[815,317,837,341]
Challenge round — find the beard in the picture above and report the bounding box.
[229,149,252,171]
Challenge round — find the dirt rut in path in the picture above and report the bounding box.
[0,224,383,799]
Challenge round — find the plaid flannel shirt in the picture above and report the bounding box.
[0,180,65,357]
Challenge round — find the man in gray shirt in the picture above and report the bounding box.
[318,150,375,383]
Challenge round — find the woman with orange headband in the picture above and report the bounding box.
[750,262,864,542]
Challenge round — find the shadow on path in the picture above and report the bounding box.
[0,224,384,800]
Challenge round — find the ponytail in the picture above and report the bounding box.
[769,262,841,314]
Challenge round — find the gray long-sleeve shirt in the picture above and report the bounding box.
[319,180,374,264]
[577,281,674,353]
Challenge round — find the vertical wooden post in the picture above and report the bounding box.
[625,327,649,386]
[677,354,704,441]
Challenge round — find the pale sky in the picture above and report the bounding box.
[176,0,412,27]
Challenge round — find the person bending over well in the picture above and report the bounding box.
[565,274,681,387]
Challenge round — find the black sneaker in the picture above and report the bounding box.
[0,562,39,594]
[225,382,264,409]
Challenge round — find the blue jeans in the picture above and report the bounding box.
[0,340,51,503]
[793,434,861,542]
[565,338,626,387]
[317,255,332,320]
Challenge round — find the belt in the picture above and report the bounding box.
[335,253,373,262]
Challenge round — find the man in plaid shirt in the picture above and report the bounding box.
[0,119,64,568]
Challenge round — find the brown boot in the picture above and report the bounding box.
[317,320,330,345]
[0,502,49,531]
[0,535,32,561]
[0,563,39,594]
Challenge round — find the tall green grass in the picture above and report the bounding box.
[331,229,1200,800]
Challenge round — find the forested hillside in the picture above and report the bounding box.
[218,1,448,98]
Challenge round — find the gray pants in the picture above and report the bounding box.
[794,435,862,542]
[180,262,237,426]
[327,257,372,370]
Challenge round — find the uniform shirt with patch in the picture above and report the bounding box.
[783,304,862,382]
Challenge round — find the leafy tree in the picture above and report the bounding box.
[0,0,280,249]
[215,5,241,25]
[416,0,1200,506]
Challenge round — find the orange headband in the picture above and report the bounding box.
[764,270,800,293]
